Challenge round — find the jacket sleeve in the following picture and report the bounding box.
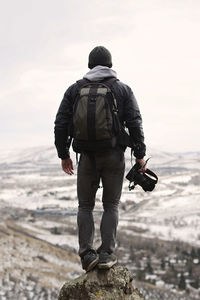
[124,86,146,159]
[54,84,76,159]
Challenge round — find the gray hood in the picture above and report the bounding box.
[83,65,117,81]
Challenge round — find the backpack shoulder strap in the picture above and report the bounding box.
[102,77,118,90]
[76,78,90,89]
[102,78,119,110]
[76,77,118,89]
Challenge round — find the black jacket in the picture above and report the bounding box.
[54,78,146,159]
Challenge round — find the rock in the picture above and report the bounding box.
[58,265,144,300]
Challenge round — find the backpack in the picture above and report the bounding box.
[71,78,122,153]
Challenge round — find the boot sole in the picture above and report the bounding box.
[98,259,117,269]
[86,257,99,272]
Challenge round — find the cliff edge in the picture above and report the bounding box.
[58,265,144,300]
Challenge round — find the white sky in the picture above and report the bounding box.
[0,0,200,152]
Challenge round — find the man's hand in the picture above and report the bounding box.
[135,158,147,172]
[61,158,74,175]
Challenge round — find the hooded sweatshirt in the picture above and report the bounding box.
[83,65,117,81]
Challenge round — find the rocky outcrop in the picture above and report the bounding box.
[58,265,145,300]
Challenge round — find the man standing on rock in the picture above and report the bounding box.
[54,46,146,272]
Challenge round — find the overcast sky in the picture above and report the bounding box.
[0,0,199,153]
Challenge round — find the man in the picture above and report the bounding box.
[54,46,146,272]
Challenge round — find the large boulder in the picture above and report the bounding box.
[58,265,144,300]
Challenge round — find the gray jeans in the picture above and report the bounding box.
[77,148,125,257]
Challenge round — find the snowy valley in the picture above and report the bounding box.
[0,146,200,299]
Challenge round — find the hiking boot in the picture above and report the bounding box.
[98,252,117,269]
[81,250,99,272]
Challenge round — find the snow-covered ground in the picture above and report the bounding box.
[0,146,200,248]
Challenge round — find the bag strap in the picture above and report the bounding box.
[101,78,119,114]
[102,77,118,88]
[76,77,118,89]
[145,169,158,183]
[102,78,119,105]
[76,78,90,89]
[105,79,122,136]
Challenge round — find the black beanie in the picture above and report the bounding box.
[88,46,112,69]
